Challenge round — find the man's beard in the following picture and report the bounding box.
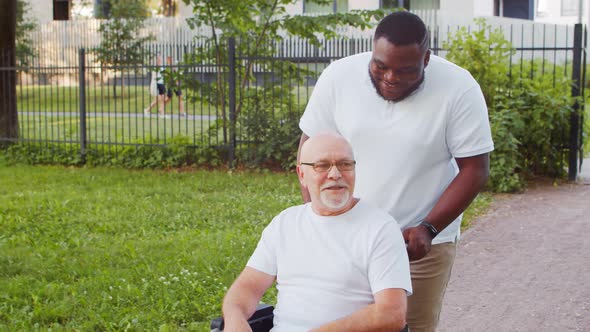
[319,181,351,211]
[368,67,425,102]
[319,190,351,211]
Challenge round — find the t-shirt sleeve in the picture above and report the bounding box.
[246,218,279,276]
[447,84,495,158]
[368,220,412,296]
[299,64,340,136]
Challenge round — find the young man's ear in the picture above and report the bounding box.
[423,49,431,68]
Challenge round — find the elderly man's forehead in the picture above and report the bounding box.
[302,134,353,159]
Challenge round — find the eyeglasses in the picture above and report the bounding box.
[300,160,356,173]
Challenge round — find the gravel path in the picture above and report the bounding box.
[438,180,590,332]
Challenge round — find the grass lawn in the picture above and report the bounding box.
[17,85,218,117]
[16,84,314,116]
[15,84,314,144]
[18,114,214,144]
[0,160,492,330]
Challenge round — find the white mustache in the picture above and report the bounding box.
[321,181,348,190]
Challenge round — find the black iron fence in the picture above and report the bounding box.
[0,26,586,176]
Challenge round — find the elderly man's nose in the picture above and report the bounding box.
[327,165,342,179]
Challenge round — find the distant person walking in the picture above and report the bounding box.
[144,55,168,118]
[164,56,186,117]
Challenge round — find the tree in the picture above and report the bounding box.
[16,0,37,66]
[160,0,177,16]
[0,0,18,146]
[93,0,153,98]
[182,0,388,167]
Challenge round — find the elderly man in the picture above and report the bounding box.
[222,133,412,332]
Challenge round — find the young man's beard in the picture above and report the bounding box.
[368,67,425,102]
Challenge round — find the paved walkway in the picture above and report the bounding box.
[438,161,590,331]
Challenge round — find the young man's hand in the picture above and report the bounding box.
[403,226,432,261]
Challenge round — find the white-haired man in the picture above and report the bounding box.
[222,133,411,332]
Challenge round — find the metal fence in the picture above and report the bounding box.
[1,22,586,175]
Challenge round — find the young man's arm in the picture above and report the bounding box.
[403,153,490,260]
[222,267,275,332]
[310,288,407,332]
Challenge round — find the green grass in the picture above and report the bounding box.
[0,161,492,330]
[0,162,298,330]
[15,84,314,143]
[18,114,213,144]
[17,85,218,116]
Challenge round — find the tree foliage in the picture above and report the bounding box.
[445,20,574,192]
[181,0,389,168]
[16,0,36,66]
[93,0,153,97]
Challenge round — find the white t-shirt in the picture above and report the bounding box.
[247,200,411,332]
[299,53,494,244]
[156,66,165,84]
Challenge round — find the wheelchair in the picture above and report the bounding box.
[210,304,274,332]
[210,304,409,332]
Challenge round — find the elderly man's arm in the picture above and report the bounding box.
[222,267,276,332]
[310,288,407,332]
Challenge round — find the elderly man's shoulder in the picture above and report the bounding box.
[266,203,310,225]
[355,200,401,229]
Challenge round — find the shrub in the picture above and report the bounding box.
[445,20,575,192]
[235,85,303,170]
[4,135,224,170]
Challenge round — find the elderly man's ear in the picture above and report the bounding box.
[296,165,307,187]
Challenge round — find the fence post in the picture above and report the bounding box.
[79,48,87,163]
[569,24,583,181]
[228,37,236,168]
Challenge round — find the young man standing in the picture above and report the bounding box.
[298,12,494,332]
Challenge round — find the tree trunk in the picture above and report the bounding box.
[0,0,18,147]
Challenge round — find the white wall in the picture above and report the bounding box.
[349,0,379,10]
[28,0,53,24]
[177,1,304,16]
[473,0,495,16]
[178,1,193,18]
[535,0,588,25]
[439,0,474,17]
[284,1,303,14]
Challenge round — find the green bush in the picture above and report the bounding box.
[445,20,575,192]
[236,85,303,170]
[4,134,224,170]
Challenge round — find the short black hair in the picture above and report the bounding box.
[374,11,429,50]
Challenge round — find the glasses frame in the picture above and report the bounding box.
[300,160,356,173]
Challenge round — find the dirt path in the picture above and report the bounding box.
[438,180,590,331]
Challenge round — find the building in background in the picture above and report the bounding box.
[22,0,590,26]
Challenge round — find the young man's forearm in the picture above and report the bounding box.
[423,153,490,233]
